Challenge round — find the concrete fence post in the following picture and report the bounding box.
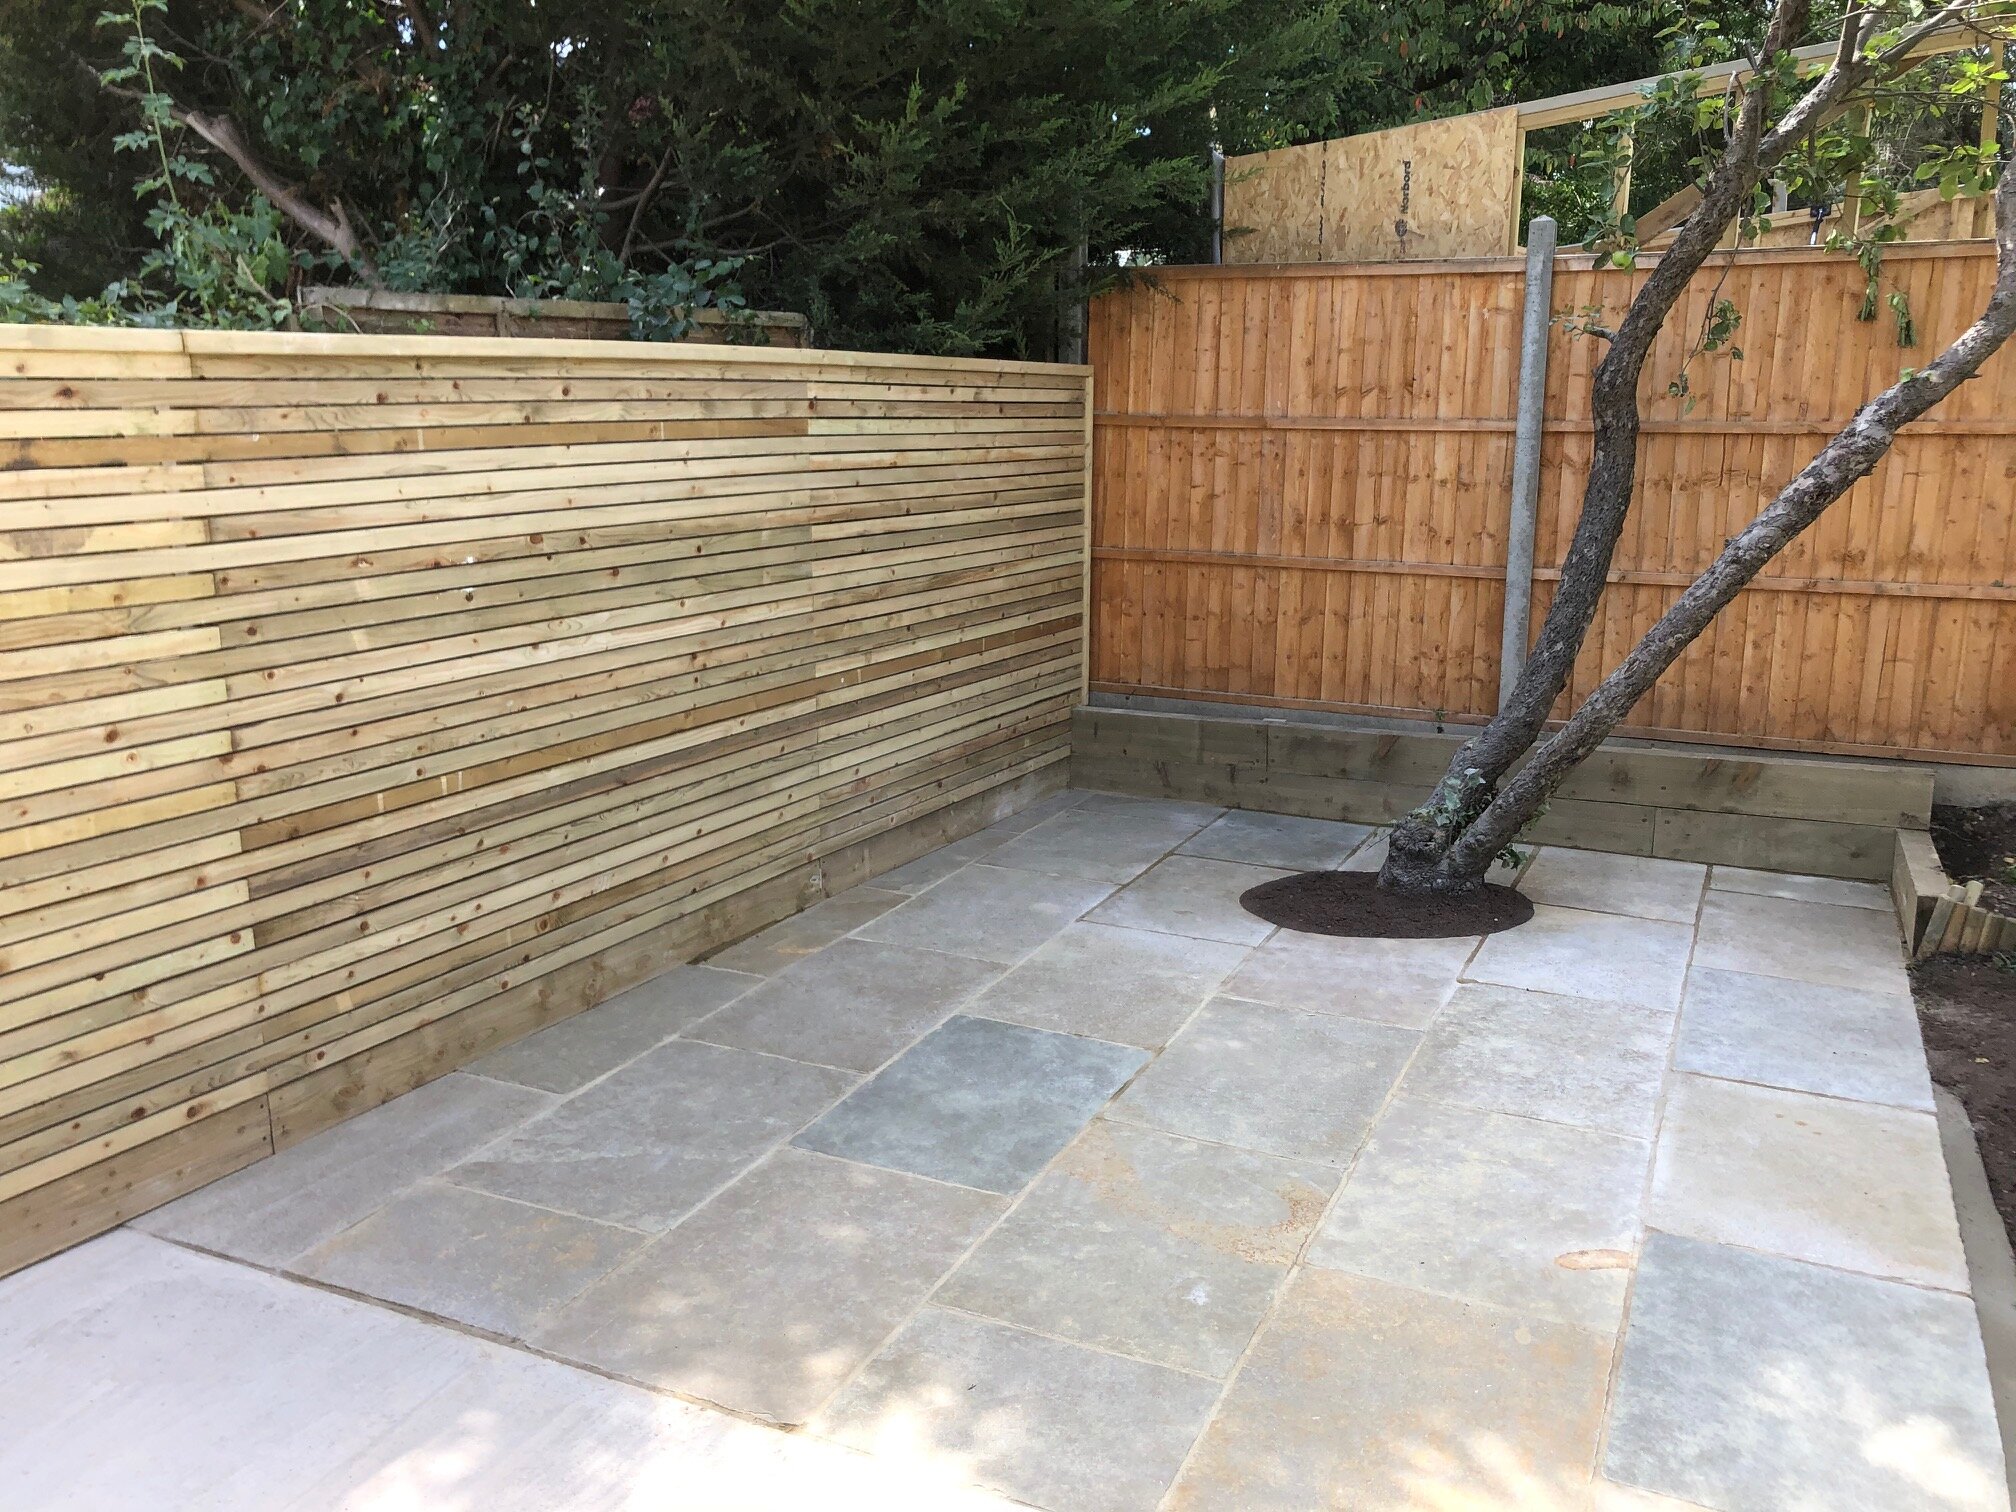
[1498,215,1556,710]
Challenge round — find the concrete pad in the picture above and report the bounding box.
[1465,904,1693,1012]
[855,865,1117,965]
[1308,1097,1649,1331]
[291,1181,643,1339]
[687,939,1000,1072]
[1648,1073,1968,1290]
[1177,809,1375,871]
[793,1015,1147,1194]
[0,1230,1023,1512]
[967,921,1246,1049]
[136,1073,553,1267]
[469,965,759,1093]
[814,1305,1221,1512]
[1675,965,1935,1110]
[1110,997,1417,1163]
[937,1121,1336,1375]
[535,1148,1003,1425]
[1221,930,1475,1029]
[984,804,1212,884]
[707,887,909,975]
[1403,983,1673,1138]
[1086,854,1292,945]
[1709,864,1892,911]
[1519,847,1706,923]
[451,1040,852,1231]
[1605,1232,2008,1512]
[1692,889,1907,991]
[1166,1267,1612,1512]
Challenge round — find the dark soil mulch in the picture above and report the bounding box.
[1911,952,2016,1254]
[1240,869,1534,939]
[1931,801,2016,915]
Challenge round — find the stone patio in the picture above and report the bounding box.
[2,789,2007,1512]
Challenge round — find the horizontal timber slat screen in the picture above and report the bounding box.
[0,326,1089,1274]
[1089,242,2016,765]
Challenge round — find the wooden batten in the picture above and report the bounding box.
[0,326,1088,1276]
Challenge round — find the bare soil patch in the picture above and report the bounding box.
[1912,952,2016,1252]
[1931,801,2016,915]
[1240,870,1533,939]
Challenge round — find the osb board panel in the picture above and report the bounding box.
[1087,244,2016,763]
[1222,110,1520,264]
[0,326,1089,1276]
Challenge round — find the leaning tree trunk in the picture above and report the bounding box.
[1380,1,2005,894]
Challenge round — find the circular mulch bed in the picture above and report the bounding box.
[1240,869,1534,940]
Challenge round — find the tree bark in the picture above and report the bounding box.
[1380,3,1993,894]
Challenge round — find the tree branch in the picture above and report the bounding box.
[172,106,378,279]
[619,142,676,265]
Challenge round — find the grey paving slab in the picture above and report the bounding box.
[1675,964,1935,1110]
[467,964,759,1093]
[1605,1232,2008,1512]
[1401,982,1673,1138]
[290,1181,643,1339]
[1086,854,1292,945]
[937,1121,1336,1376]
[1464,904,1693,1012]
[873,833,997,892]
[450,1040,853,1231]
[686,939,1000,1072]
[1647,1073,1968,1290]
[1221,930,1475,1029]
[984,804,1214,884]
[1692,889,1908,990]
[706,887,909,975]
[855,864,1117,965]
[1307,1097,1650,1331]
[967,922,1247,1049]
[1519,847,1706,923]
[535,1147,1004,1425]
[1073,791,1226,827]
[1,1230,1024,1512]
[1110,997,1417,1163]
[793,1015,1148,1194]
[1177,809,1375,871]
[135,1073,553,1267]
[1166,1267,1613,1512]
[1708,863,1892,910]
[813,1305,1222,1512]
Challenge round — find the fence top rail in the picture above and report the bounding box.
[1118,238,1997,282]
[0,321,1092,380]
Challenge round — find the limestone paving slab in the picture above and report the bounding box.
[136,1073,553,1267]
[983,804,1214,884]
[1307,1096,1650,1331]
[290,1181,643,1340]
[1647,1072,1968,1290]
[1518,847,1707,923]
[468,964,759,1093]
[535,1147,1004,1425]
[1110,997,1417,1163]
[1691,889,1907,990]
[936,1121,1337,1376]
[686,938,1001,1072]
[706,887,909,975]
[1086,854,1292,945]
[1177,809,1375,871]
[1402,982,1674,1138]
[1166,1267,1613,1512]
[1221,930,1476,1028]
[967,921,1248,1049]
[1675,965,1935,1110]
[1708,864,1891,911]
[1464,904,1693,1012]
[813,1305,1222,1512]
[1605,1232,2008,1512]
[855,864,1117,965]
[792,1014,1148,1194]
[450,1039,853,1231]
